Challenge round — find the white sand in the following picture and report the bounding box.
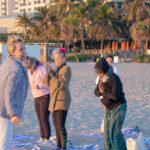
[13,62,150,149]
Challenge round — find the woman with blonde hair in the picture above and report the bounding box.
[0,35,28,149]
[23,56,51,142]
[43,48,71,150]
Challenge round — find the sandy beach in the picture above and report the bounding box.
[13,62,150,149]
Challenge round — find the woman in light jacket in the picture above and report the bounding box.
[43,48,71,150]
[23,57,51,142]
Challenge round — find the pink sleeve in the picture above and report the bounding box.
[40,65,47,79]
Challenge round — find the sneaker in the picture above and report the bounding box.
[37,138,44,143]
[45,139,51,142]
[50,136,56,141]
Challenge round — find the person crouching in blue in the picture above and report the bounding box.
[94,58,127,150]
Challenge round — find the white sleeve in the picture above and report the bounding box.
[113,66,119,76]
[95,76,99,85]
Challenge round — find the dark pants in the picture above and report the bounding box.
[34,94,51,139]
[52,110,68,149]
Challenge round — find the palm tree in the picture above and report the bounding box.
[92,4,120,56]
[28,23,41,42]
[17,12,31,42]
[32,6,57,43]
[71,1,88,54]
[130,18,150,53]
[63,15,80,62]
[123,0,149,23]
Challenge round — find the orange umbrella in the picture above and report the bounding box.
[145,40,148,49]
[115,41,118,50]
[126,41,129,50]
[112,41,115,50]
[121,41,123,50]
[133,41,137,50]
[130,41,133,49]
[121,41,125,51]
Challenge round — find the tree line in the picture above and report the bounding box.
[0,0,150,54]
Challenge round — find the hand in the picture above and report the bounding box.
[33,85,39,89]
[99,81,104,93]
[44,62,52,72]
[10,116,21,124]
[103,105,106,110]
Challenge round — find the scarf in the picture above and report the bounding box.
[100,66,114,83]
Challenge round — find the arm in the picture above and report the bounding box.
[42,75,50,87]
[50,66,71,90]
[4,71,21,116]
[102,77,121,101]
[39,65,50,88]
[94,84,101,97]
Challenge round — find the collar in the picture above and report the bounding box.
[100,66,114,83]
[8,56,23,64]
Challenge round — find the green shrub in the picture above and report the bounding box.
[132,55,150,63]
[67,53,92,62]
[143,56,150,63]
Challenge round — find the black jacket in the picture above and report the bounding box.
[94,73,126,110]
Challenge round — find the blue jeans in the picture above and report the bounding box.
[104,103,127,150]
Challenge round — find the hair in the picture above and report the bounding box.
[52,49,66,58]
[106,55,113,60]
[23,56,40,70]
[7,35,23,54]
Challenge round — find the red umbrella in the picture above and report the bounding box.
[112,41,115,50]
[130,41,134,49]
[115,41,118,50]
[133,41,137,50]
[121,41,125,51]
[126,41,129,50]
[145,40,148,49]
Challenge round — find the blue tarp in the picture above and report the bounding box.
[12,128,150,150]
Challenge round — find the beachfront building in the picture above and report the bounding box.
[103,0,150,14]
[0,0,14,16]
[0,14,23,33]
[0,0,52,16]
[14,0,51,14]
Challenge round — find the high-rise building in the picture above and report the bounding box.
[0,0,14,16]
[14,0,51,14]
[0,0,51,16]
[103,0,150,14]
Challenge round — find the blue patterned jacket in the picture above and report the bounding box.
[0,56,29,119]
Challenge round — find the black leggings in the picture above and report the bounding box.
[52,110,68,149]
[34,94,51,139]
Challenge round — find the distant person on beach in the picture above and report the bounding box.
[106,55,119,75]
[96,55,119,85]
[94,58,127,150]
[23,56,51,143]
[43,48,71,150]
[0,35,29,150]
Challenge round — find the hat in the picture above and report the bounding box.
[59,48,66,53]
[94,58,110,74]
[59,48,66,57]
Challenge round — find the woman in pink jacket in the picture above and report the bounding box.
[23,56,51,142]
